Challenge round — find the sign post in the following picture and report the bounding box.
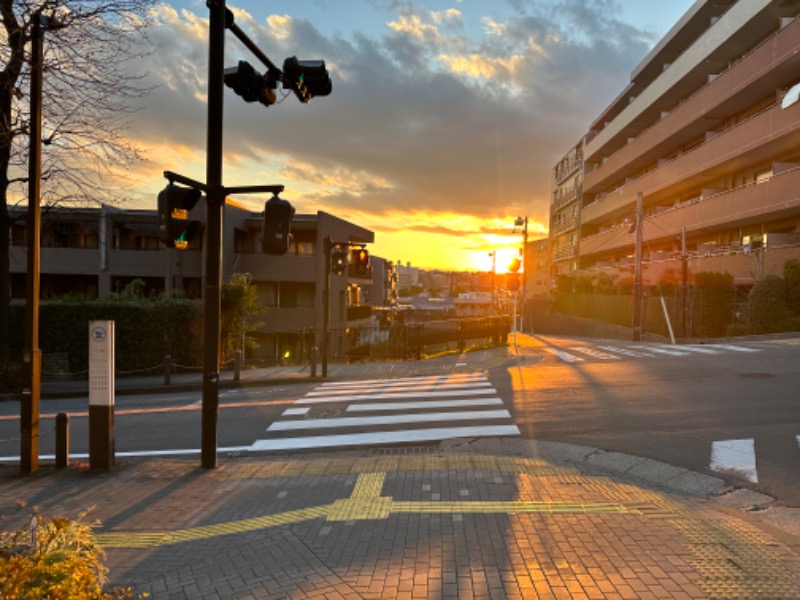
[89,321,115,469]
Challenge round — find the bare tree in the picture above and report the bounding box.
[0,0,156,363]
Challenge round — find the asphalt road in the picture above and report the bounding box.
[496,336,800,506]
[1,336,798,505]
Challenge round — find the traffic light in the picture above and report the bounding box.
[282,56,332,103]
[262,195,295,255]
[157,183,202,249]
[331,244,348,276]
[507,255,521,291]
[224,61,276,107]
[353,248,370,278]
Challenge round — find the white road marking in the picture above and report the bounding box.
[250,425,521,451]
[346,398,504,412]
[282,407,311,416]
[544,348,583,363]
[642,346,689,356]
[305,381,493,396]
[597,346,655,358]
[267,409,513,432]
[317,374,485,388]
[704,344,761,353]
[710,439,758,483]
[296,388,497,405]
[569,347,621,360]
[669,344,721,354]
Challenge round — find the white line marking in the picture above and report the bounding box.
[597,345,655,357]
[569,347,621,360]
[317,374,486,388]
[704,344,761,353]
[544,348,583,363]
[710,439,758,483]
[346,398,504,412]
[251,425,521,451]
[267,409,513,432]
[669,344,721,354]
[297,388,497,405]
[282,407,311,416]
[0,446,253,462]
[305,381,493,397]
[642,346,689,356]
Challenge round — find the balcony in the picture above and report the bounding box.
[581,100,800,227]
[584,17,800,195]
[347,305,372,322]
[234,254,317,282]
[579,167,800,258]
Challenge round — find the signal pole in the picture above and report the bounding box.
[633,192,644,342]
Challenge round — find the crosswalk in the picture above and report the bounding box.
[544,342,761,363]
[251,373,520,452]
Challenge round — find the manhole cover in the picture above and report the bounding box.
[307,404,346,419]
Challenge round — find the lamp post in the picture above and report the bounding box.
[21,13,64,476]
[513,216,528,332]
[633,192,644,342]
[488,251,496,313]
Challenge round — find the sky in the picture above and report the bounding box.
[120,0,697,272]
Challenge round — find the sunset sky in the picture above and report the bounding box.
[120,0,695,272]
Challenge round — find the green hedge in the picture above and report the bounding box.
[6,298,203,375]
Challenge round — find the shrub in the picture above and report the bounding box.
[692,271,734,337]
[784,259,800,315]
[0,513,140,599]
[748,275,791,333]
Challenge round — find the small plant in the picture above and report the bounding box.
[0,511,142,600]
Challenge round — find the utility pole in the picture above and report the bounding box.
[322,236,331,377]
[680,226,688,338]
[21,14,63,475]
[633,192,644,342]
[514,216,528,332]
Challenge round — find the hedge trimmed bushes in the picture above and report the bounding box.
[5,297,202,378]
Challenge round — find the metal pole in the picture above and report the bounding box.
[633,192,643,342]
[322,236,331,377]
[490,251,495,313]
[521,217,528,332]
[680,226,688,338]
[201,0,226,469]
[21,15,45,475]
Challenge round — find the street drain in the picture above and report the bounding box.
[371,442,440,455]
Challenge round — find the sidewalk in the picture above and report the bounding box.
[36,333,544,399]
[1,335,800,599]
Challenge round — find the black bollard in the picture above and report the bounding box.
[55,412,69,469]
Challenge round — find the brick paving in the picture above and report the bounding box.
[2,453,800,599]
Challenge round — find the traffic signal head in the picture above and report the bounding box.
[157,183,202,249]
[224,61,276,107]
[353,248,370,278]
[331,244,348,276]
[282,56,332,103]
[507,273,520,292]
[262,196,295,255]
[508,256,521,273]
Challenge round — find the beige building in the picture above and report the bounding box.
[551,0,800,287]
[9,202,381,362]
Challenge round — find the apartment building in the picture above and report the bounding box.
[9,202,380,361]
[552,0,800,286]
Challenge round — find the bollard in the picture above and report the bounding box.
[234,350,241,381]
[164,355,172,386]
[309,346,318,378]
[55,412,69,469]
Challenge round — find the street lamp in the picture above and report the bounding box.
[513,216,528,332]
[488,251,496,312]
[21,12,65,476]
